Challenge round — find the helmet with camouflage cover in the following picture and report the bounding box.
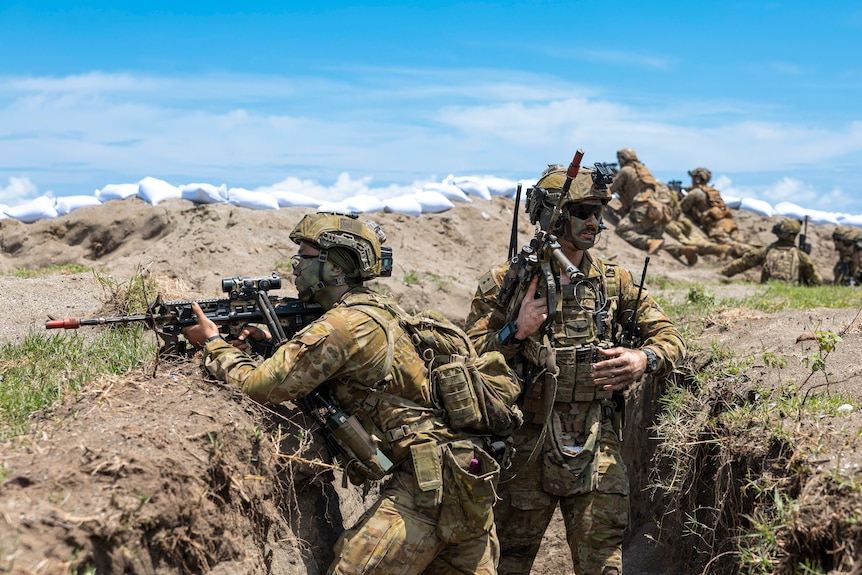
[771,217,801,240]
[528,164,610,249]
[688,167,712,184]
[616,148,639,166]
[289,212,389,280]
[832,225,855,242]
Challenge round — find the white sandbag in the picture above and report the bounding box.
[269,190,322,208]
[180,183,228,204]
[227,187,280,210]
[414,190,455,213]
[837,214,862,227]
[3,195,59,223]
[722,195,742,209]
[317,200,352,213]
[55,195,102,215]
[774,201,841,225]
[0,204,7,219]
[96,183,139,202]
[383,194,423,216]
[138,176,182,205]
[739,197,774,217]
[446,175,492,200]
[482,176,518,198]
[339,194,386,213]
[423,182,471,203]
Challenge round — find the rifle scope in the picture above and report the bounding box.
[222,273,282,297]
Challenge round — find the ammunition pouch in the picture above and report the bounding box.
[554,345,614,403]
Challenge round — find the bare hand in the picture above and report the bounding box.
[591,347,649,391]
[514,275,547,340]
[180,302,220,347]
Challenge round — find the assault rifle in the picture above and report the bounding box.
[46,273,323,353]
[496,150,586,338]
[798,215,812,255]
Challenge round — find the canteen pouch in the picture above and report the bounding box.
[437,442,500,544]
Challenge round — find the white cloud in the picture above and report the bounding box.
[0,177,40,205]
[1,69,862,214]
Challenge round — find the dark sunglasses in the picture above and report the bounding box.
[566,204,604,221]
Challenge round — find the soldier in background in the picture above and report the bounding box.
[720,217,823,285]
[610,148,699,264]
[832,225,862,286]
[681,167,749,257]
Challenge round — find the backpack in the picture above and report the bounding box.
[349,301,523,437]
[762,246,799,282]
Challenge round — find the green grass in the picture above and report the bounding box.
[5,263,92,278]
[0,326,156,440]
[0,270,159,440]
[649,279,862,573]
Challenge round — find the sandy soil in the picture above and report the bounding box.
[1,196,860,574]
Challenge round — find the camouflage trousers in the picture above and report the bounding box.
[665,216,728,256]
[329,470,500,575]
[495,418,629,575]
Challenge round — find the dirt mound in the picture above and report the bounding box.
[0,197,859,574]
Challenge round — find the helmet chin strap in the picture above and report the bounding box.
[297,250,353,302]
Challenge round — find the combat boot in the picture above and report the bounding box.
[646,238,664,254]
[679,245,698,266]
[665,245,698,266]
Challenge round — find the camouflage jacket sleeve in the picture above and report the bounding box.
[202,303,389,405]
[679,188,705,219]
[798,250,823,286]
[719,247,767,277]
[616,263,686,378]
[465,261,522,360]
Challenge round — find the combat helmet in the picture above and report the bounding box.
[527,163,612,249]
[616,148,639,165]
[688,167,712,183]
[772,217,801,240]
[289,212,393,280]
[832,225,855,242]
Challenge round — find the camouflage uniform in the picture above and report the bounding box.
[719,218,822,286]
[680,167,749,257]
[610,149,720,263]
[203,288,501,575]
[832,226,862,286]
[466,253,686,575]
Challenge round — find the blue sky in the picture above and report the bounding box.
[1,1,861,213]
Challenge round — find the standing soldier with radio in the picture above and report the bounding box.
[466,161,686,575]
[831,225,862,286]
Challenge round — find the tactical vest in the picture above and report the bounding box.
[762,246,799,282]
[689,186,732,225]
[522,260,621,404]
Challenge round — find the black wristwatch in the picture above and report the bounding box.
[642,348,659,374]
[498,321,524,346]
[204,334,224,344]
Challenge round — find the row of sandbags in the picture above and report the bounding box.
[0,174,521,224]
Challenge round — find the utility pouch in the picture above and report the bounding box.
[437,443,500,545]
[542,403,602,496]
[433,360,483,430]
[328,412,394,482]
[410,441,443,507]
